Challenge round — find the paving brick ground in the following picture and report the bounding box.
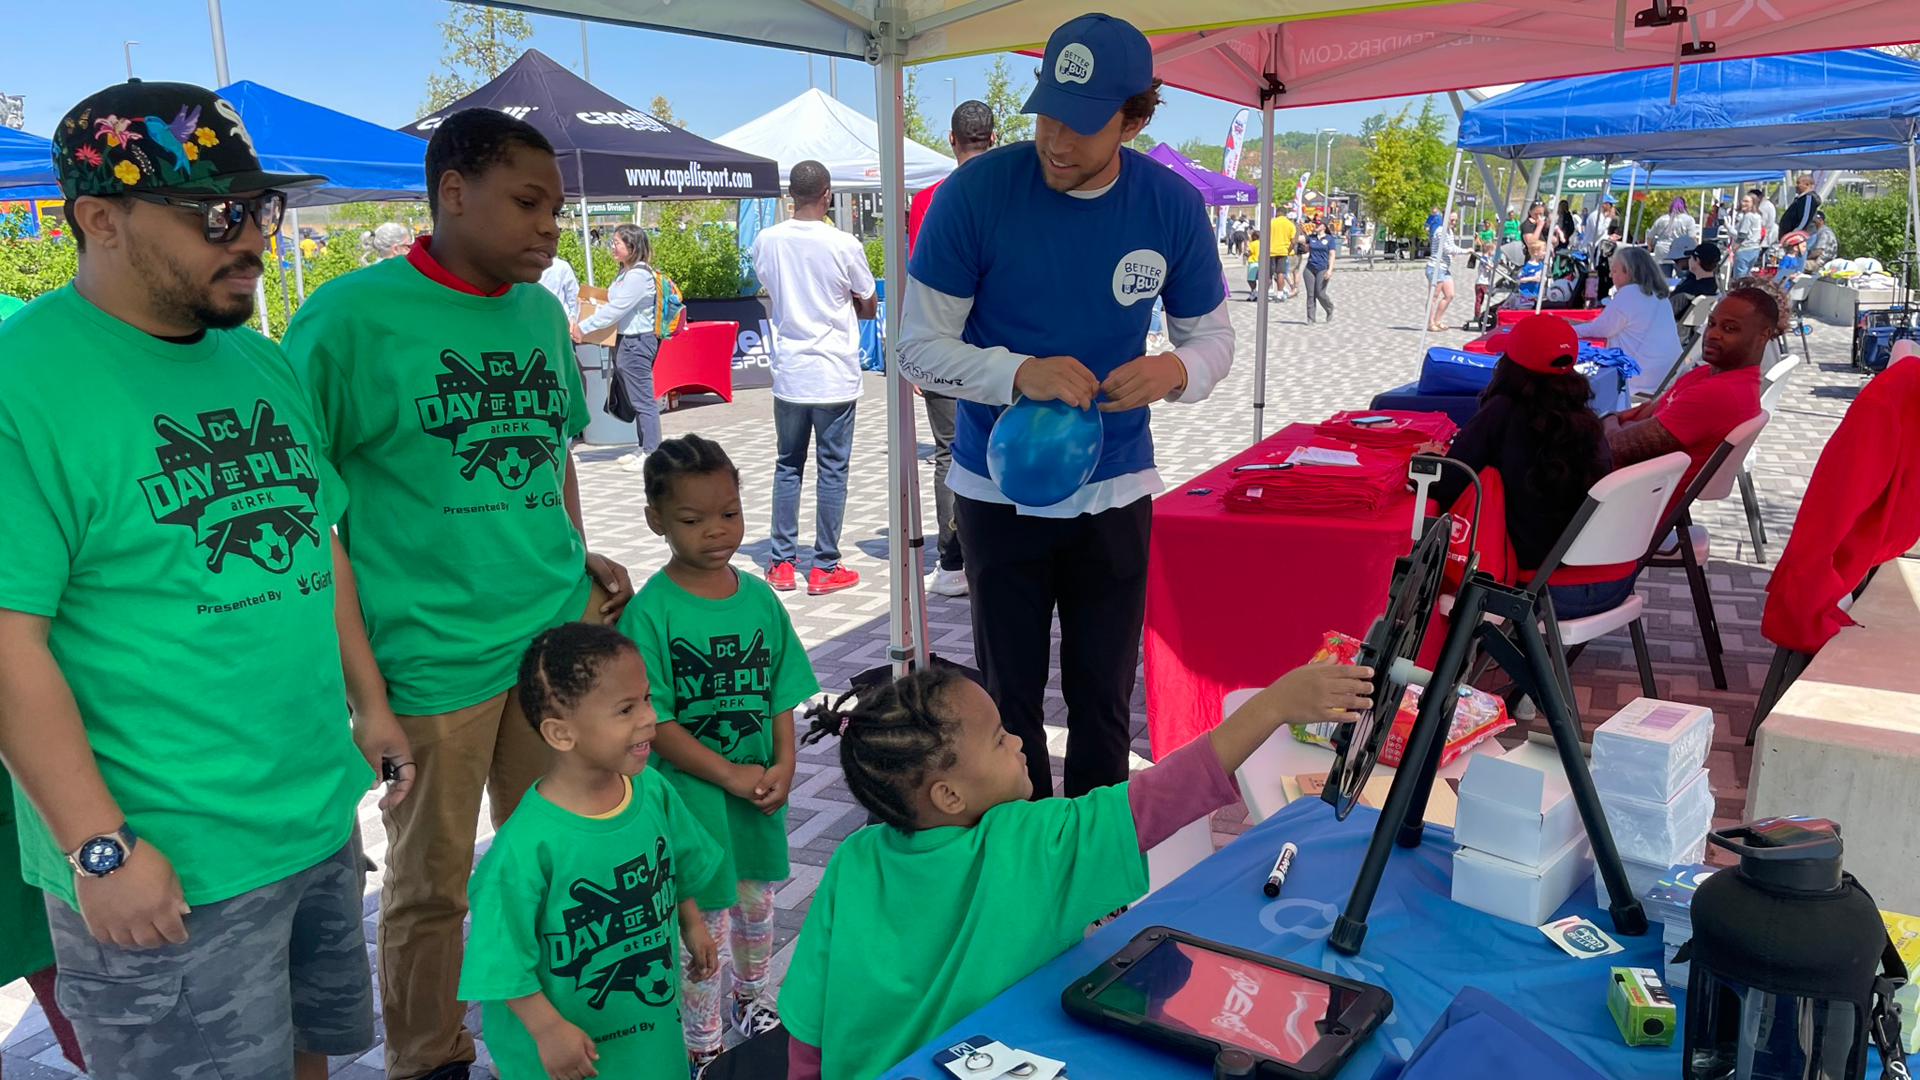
[0,261,1867,1078]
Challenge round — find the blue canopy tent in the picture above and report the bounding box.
[0,127,59,204]
[216,80,429,206]
[1457,48,1920,292]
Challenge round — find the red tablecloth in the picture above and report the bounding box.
[1143,424,1413,758]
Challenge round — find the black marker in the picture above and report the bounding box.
[1263,842,1297,898]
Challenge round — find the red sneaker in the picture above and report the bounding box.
[765,561,797,591]
[807,565,860,596]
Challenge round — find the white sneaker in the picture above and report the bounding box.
[615,452,638,466]
[927,567,969,597]
[620,455,647,473]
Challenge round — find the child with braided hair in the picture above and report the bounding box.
[458,622,722,1080]
[615,434,820,1073]
[779,660,1374,1080]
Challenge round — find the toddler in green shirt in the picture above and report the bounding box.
[779,660,1376,1080]
[459,622,723,1080]
[616,435,821,1073]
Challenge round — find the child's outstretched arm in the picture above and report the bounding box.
[1130,661,1373,852]
[505,992,600,1080]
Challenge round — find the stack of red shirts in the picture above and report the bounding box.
[1312,410,1457,454]
[1222,440,1411,518]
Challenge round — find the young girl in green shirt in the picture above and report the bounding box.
[616,435,821,1074]
[779,658,1375,1080]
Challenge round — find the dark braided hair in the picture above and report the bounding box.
[517,622,638,732]
[642,433,740,506]
[800,667,967,832]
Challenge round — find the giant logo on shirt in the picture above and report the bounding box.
[1112,248,1167,307]
[546,837,679,1009]
[414,349,569,490]
[669,631,773,758]
[137,401,323,575]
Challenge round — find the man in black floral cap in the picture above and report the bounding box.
[0,79,412,1080]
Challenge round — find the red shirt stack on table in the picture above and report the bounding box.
[1222,412,1455,519]
[1145,419,1446,759]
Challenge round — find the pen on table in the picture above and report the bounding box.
[1263,842,1298,898]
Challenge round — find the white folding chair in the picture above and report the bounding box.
[1645,294,1717,402]
[1643,412,1772,690]
[1443,453,1691,722]
[1739,359,1800,561]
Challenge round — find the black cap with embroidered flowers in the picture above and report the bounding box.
[53,79,325,200]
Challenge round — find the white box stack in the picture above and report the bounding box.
[1589,699,1716,910]
[1451,743,1594,924]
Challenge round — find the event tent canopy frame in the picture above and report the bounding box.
[716,88,955,193]
[407,48,780,200]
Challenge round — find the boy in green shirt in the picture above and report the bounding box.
[281,108,635,1080]
[460,622,722,1080]
[0,80,412,1080]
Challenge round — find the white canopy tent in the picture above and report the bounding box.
[717,88,957,193]
[492,0,1920,680]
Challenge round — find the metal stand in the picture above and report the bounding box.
[1324,526,1649,956]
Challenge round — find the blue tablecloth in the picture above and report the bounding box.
[1371,366,1623,427]
[876,797,1676,1080]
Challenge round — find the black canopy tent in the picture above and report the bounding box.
[405,49,780,203]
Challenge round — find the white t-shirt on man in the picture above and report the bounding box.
[751,219,878,404]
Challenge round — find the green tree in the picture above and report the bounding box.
[1128,132,1158,153]
[1824,188,1916,285]
[1175,137,1225,173]
[1356,100,1449,242]
[649,95,686,128]
[983,56,1034,144]
[902,70,946,154]
[422,3,532,114]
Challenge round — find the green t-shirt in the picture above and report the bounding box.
[778,784,1150,1080]
[282,255,593,714]
[0,770,53,983]
[618,571,819,909]
[0,286,365,907]
[0,294,25,323]
[458,769,723,1080]
[1503,219,1522,242]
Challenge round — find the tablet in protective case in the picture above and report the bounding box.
[1060,926,1391,1079]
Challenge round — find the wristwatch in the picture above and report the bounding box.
[66,823,138,878]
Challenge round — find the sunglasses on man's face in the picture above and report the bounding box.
[125,190,287,244]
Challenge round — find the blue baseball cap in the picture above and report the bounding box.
[1022,13,1155,136]
[1600,192,1618,204]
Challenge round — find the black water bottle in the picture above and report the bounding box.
[1681,817,1899,1080]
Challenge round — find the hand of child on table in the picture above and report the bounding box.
[680,900,718,983]
[721,763,768,801]
[1259,659,1376,725]
[532,1017,599,1080]
[751,760,796,815]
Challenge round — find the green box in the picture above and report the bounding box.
[1608,966,1677,1047]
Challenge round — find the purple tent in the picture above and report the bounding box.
[1144,142,1259,207]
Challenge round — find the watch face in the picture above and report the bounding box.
[78,837,126,876]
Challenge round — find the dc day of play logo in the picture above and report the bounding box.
[137,400,323,575]
[1112,248,1167,306]
[415,348,569,490]
[1056,43,1095,84]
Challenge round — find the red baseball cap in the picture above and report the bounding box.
[1485,314,1579,375]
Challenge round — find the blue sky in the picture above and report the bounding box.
[6,0,1435,148]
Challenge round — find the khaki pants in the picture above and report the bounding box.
[378,583,608,1079]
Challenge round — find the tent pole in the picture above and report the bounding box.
[1417,148,1464,358]
[1252,93,1275,444]
[1907,136,1919,296]
[1622,162,1639,244]
[872,18,928,675]
[289,206,308,302]
[1539,157,1567,313]
[255,279,270,336]
[579,197,594,288]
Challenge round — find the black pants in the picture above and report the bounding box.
[921,392,963,572]
[956,494,1152,798]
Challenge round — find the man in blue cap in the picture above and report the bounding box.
[899,12,1234,798]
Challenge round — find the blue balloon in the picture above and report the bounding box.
[986,396,1105,507]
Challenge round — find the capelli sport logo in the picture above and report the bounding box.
[138,401,322,575]
[415,349,569,490]
[1056,43,1096,85]
[1112,248,1167,306]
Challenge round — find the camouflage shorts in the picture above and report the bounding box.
[45,835,374,1080]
